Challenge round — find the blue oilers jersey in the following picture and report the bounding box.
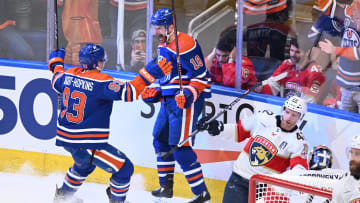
[51,66,138,149]
[338,5,360,90]
[157,32,211,98]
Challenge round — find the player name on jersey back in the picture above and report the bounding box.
[64,76,94,91]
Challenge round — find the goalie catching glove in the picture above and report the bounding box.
[48,47,65,72]
[196,116,224,136]
[142,87,162,103]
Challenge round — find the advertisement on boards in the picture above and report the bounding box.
[0,64,359,182]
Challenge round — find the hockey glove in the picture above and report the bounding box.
[48,47,65,72]
[139,57,172,84]
[175,87,198,109]
[207,120,224,136]
[142,87,162,103]
[196,116,211,131]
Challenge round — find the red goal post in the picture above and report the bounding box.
[249,174,332,203]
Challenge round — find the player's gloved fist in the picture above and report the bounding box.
[141,87,162,103]
[175,88,196,109]
[139,57,173,84]
[48,47,65,72]
[206,120,224,136]
[196,116,211,131]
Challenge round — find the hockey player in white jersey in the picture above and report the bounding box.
[332,135,360,203]
[196,96,309,203]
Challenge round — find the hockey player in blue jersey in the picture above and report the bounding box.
[141,8,211,203]
[48,44,172,203]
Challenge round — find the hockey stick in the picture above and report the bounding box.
[54,0,59,49]
[161,72,288,159]
[171,0,183,92]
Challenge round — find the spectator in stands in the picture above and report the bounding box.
[127,29,146,72]
[108,0,147,69]
[0,0,34,60]
[243,0,296,61]
[205,37,257,89]
[257,38,326,104]
[332,135,360,202]
[61,0,102,65]
[319,25,360,113]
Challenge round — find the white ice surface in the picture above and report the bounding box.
[0,170,190,203]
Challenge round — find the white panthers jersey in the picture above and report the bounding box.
[219,110,309,180]
[332,173,360,203]
[278,168,347,203]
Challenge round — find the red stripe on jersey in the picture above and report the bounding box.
[158,167,175,171]
[57,130,109,138]
[264,155,290,173]
[182,107,193,147]
[95,150,125,171]
[187,173,203,182]
[237,120,251,142]
[290,156,308,169]
[243,137,254,152]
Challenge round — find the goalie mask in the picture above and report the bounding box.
[309,145,333,170]
[79,44,107,70]
[283,96,307,121]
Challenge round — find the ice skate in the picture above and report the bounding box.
[53,185,83,203]
[106,187,130,203]
[188,189,211,203]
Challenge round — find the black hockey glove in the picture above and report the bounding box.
[196,116,224,136]
[196,116,211,131]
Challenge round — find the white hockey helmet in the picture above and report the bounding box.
[283,96,307,120]
[351,135,360,149]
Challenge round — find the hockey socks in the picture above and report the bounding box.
[156,154,175,186]
[174,147,207,195]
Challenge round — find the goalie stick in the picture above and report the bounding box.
[161,71,288,159]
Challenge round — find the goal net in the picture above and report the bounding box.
[248,169,346,203]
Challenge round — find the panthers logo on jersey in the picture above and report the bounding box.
[249,136,278,166]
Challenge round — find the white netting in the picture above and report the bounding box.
[252,169,347,203]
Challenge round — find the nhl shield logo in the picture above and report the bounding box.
[249,136,278,166]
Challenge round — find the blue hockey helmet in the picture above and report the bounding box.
[308,145,333,170]
[151,8,173,27]
[79,44,107,70]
